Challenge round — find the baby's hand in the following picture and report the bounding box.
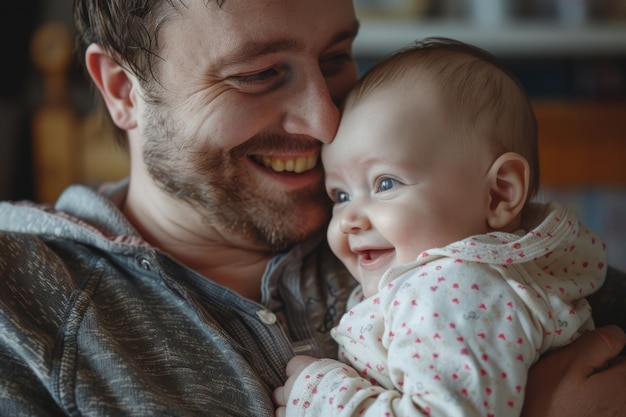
[273,355,319,417]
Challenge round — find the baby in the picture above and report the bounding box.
[273,38,607,417]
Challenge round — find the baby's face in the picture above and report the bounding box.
[322,82,493,297]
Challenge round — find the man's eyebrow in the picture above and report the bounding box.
[215,39,302,68]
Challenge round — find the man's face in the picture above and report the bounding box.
[135,0,359,251]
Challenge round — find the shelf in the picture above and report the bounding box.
[353,19,626,58]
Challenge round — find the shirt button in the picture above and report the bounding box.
[139,258,152,271]
[256,310,277,325]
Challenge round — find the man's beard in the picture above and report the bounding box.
[140,102,330,252]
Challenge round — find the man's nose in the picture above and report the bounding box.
[282,72,341,143]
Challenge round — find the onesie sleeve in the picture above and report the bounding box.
[379,260,546,416]
[287,259,552,417]
[286,358,397,417]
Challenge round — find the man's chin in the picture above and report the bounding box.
[260,201,330,251]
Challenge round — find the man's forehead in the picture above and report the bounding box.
[165,0,358,44]
[157,0,358,69]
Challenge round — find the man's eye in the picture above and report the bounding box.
[376,178,399,193]
[320,52,353,77]
[231,68,279,85]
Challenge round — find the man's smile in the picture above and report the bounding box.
[251,153,319,173]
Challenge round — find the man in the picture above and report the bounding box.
[1,0,625,415]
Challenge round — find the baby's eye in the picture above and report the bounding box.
[331,190,351,203]
[337,191,351,203]
[376,178,399,193]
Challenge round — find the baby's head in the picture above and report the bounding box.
[345,37,539,201]
[323,38,539,296]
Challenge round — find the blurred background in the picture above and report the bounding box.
[0,0,624,269]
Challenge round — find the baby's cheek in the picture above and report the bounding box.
[327,219,349,260]
[387,224,423,260]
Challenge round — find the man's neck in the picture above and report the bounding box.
[122,180,274,302]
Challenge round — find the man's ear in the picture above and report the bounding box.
[486,152,530,230]
[84,43,137,130]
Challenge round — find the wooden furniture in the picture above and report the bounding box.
[534,101,626,188]
[30,21,79,204]
[30,22,129,204]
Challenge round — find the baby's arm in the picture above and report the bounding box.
[276,310,626,416]
[292,260,547,416]
[273,355,317,417]
[375,262,544,416]
[273,355,318,417]
[280,261,554,416]
[275,355,393,417]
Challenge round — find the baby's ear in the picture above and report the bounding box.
[486,152,530,230]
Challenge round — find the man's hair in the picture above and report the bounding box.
[73,0,225,144]
[347,37,540,200]
[74,0,224,85]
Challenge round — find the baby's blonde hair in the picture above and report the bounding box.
[347,37,539,200]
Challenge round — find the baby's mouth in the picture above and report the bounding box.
[251,154,319,173]
[362,249,393,261]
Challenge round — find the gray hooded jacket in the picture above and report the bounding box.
[0,181,356,417]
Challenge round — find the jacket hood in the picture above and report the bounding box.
[0,180,148,253]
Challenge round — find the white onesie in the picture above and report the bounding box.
[287,201,607,417]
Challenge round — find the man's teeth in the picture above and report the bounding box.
[258,154,318,173]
